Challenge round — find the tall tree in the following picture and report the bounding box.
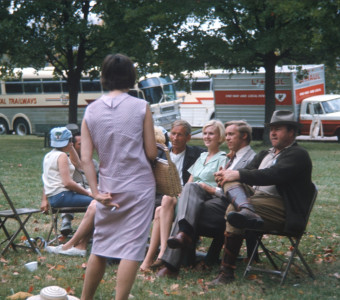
[2,0,153,124]
[134,0,325,142]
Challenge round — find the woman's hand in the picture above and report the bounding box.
[198,182,216,195]
[40,200,49,214]
[40,190,49,214]
[94,192,120,209]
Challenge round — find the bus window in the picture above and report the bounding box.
[81,79,102,92]
[128,89,144,99]
[24,79,42,93]
[43,80,62,93]
[191,80,210,91]
[163,83,177,101]
[143,86,163,104]
[5,81,23,94]
[62,82,69,93]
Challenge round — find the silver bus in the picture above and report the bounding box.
[0,67,181,135]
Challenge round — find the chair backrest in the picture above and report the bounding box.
[303,182,318,232]
[262,182,318,238]
[0,181,18,214]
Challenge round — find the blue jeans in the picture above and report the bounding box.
[48,191,92,208]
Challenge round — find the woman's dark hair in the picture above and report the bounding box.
[101,54,136,91]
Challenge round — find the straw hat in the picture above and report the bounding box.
[27,286,79,300]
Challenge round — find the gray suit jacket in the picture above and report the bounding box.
[231,147,256,170]
[197,146,256,234]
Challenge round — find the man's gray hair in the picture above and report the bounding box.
[171,120,192,136]
[225,120,252,144]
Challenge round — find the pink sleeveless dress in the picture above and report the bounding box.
[84,93,155,261]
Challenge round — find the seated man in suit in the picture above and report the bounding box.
[209,110,313,285]
[157,120,256,278]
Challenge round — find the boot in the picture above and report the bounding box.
[207,233,244,286]
[225,185,263,230]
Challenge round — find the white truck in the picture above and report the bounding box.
[212,64,340,140]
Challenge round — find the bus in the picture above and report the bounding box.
[176,70,224,127]
[0,67,181,135]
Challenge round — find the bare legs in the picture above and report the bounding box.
[140,195,177,271]
[81,254,106,300]
[62,200,96,251]
[81,255,139,300]
[140,207,161,271]
[159,196,177,258]
[116,260,139,300]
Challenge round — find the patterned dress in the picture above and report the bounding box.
[84,93,155,260]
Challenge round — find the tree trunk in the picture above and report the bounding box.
[262,52,278,145]
[67,75,80,125]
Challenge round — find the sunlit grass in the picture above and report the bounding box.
[0,135,339,299]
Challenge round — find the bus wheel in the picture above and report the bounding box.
[0,119,9,135]
[14,118,30,136]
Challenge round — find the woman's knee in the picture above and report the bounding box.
[85,200,96,217]
[88,200,96,210]
[161,196,176,209]
[154,206,161,220]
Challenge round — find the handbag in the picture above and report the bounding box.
[152,143,182,197]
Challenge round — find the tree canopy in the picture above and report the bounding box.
[0,0,338,131]
[132,0,336,141]
[0,0,155,123]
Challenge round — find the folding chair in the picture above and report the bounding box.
[244,183,318,285]
[46,206,87,245]
[0,181,41,256]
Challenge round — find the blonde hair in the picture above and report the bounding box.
[203,120,225,145]
[154,126,166,145]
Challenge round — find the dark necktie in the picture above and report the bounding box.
[225,153,236,170]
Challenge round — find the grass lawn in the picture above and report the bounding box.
[0,135,339,299]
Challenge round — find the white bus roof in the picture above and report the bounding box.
[180,65,324,78]
[11,66,100,80]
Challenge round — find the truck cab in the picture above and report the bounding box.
[299,95,340,140]
[136,75,182,130]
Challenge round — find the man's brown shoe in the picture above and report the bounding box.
[167,232,192,249]
[156,266,179,278]
[207,267,235,286]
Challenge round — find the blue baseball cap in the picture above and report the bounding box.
[50,127,72,148]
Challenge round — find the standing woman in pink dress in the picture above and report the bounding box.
[80,54,157,300]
